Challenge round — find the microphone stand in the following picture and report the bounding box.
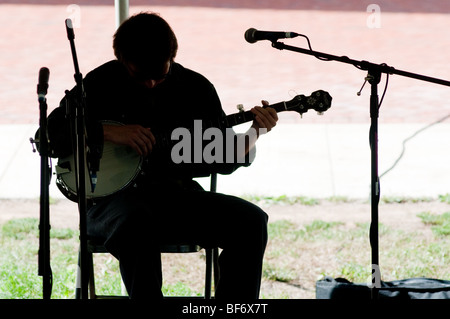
[37,71,52,300]
[65,18,89,299]
[270,40,450,299]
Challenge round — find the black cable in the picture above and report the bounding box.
[298,34,332,61]
[378,65,389,109]
[380,113,450,179]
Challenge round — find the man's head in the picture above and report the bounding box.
[113,12,177,87]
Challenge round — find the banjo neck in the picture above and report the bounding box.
[150,90,332,151]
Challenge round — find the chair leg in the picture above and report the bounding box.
[213,247,220,288]
[204,247,220,299]
[205,248,213,299]
[74,245,95,299]
[75,249,81,299]
[87,251,96,299]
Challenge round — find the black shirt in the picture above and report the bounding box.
[47,60,251,185]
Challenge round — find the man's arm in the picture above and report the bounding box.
[103,124,156,157]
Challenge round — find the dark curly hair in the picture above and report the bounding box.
[113,12,178,77]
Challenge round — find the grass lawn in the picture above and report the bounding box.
[1,195,449,299]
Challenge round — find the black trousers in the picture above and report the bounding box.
[87,181,268,299]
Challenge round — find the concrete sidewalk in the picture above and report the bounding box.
[1,3,450,201]
[1,122,449,200]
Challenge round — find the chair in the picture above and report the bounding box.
[75,173,220,299]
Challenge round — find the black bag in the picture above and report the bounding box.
[316,276,450,299]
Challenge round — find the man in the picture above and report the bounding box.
[47,12,278,299]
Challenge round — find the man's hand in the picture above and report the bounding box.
[235,100,279,161]
[250,100,278,136]
[103,124,156,157]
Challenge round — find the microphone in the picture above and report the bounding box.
[244,28,299,44]
[37,67,50,102]
[65,19,75,40]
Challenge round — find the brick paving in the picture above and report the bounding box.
[1,1,449,125]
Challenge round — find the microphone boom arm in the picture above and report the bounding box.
[270,41,450,87]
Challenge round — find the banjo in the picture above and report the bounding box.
[55,90,332,201]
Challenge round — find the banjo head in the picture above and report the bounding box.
[55,121,143,201]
